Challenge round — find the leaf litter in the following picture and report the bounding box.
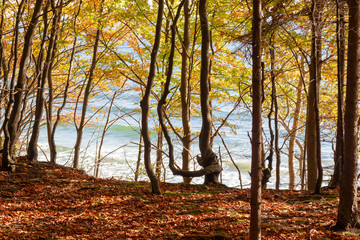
[0,160,358,239]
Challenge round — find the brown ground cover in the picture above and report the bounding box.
[0,159,358,239]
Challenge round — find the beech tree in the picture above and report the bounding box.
[157,0,222,184]
[198,0,221,185]
[0,0,355,203]
[2,0,44,171]
[47,0,76,164]
[28,0,61,162]
[250,0,262,238]
[180,0,192,184]
[335,0,360,229]
[140,0,164,194]
[73,0,105,169]
[306,0,324,192]
[329,0,345,188]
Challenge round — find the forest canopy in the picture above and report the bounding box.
[1,0,360,238]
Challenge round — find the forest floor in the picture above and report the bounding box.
[0,158,359,240]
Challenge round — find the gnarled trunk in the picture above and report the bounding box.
[198,0,220,185]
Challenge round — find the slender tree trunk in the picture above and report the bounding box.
[48,0,76,163]
[301,138,307,190]
[250,0,262,238]
[313,0,323,195]
[140,0,164,194]
[135,134,143,182]
[155,128,163,179]
[0,0,7,149]
[266,49,274,190]
[95,91,118,178]
[2,0,44,171]
[27,2,49,162]
[28,0,60,162]
[73,25,101,169]
[73,28,100,168]
[181,0,192,184]
[306,0,323,191]
[329,0,345,188]
[335,0,360,229]
[296,139,305,189]
[270,46,280,191]
[288,58,304,190]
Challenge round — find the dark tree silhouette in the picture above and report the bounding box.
[335,0,360,230]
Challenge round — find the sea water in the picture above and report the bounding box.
[37,91,335,189]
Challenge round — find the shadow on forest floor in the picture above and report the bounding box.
[0,158,359,239]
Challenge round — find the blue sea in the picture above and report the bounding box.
[37,90,335,189]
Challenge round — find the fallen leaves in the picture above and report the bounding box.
[0,162,358,239]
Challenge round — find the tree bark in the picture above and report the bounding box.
[335,0,360,229]
[2,0,44,171]
[306,0,323,191]
[250,0,262,238]
[135,134,143,182]
[140,0,164,194]
[270,46,280,191]
[48,0,76,163]
[313,0,323,195]
[266,48,274,190]
[288,58,304,190]
[155,128,163,179]
[181,0,192,184]
[0,0,8,149]
[27,1,49,162]
[1,0,25,169]
[199,0,220,185]
[157,0,221,180]
[73,22,101,169]
[28,0,60,162]
[329,0,345,188]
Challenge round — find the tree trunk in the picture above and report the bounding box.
[181,0,192,184]
[73,24,101,169]
[135,134,143,182]
[250,0,262,238]
[48,0,76,164]
[288,58,304,190]
[0,0,8,149]
[140,0,164,194]
[155,128,163,179]
[329,0,345,188]
[335,0,360,229]
[271,48,280,191]
[157,0,221,181]
[266,53,274,190]
[28,0,60,162]
[27,2,49,162]
[306,0,323,191]
[95,91,118,178]
[1,0,25,169]
[2,0,44,171]
[198,0,220,185]
[313,0,323,195]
